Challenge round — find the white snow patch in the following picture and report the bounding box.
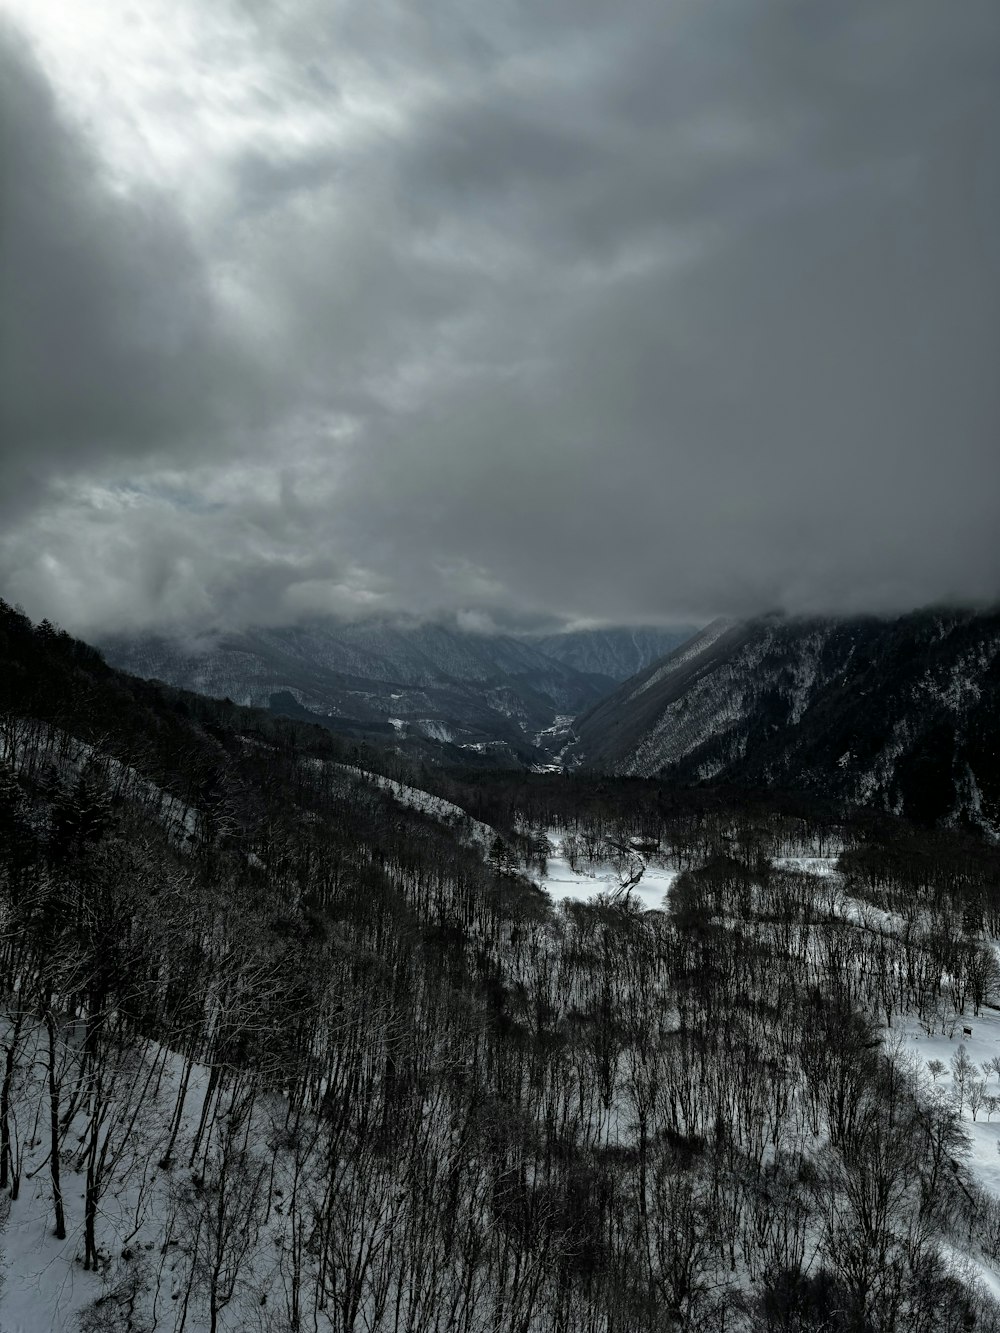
[772,856,840,877]
[536,830,679,911]
[415,718,453,743]
[894,1008,1000,1200]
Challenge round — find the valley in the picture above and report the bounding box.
[3,601,1000,1331]
[4,0,994,1326]
[100,621,696,770]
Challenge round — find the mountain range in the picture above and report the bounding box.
[101,620,697,765]
[94,607,1000,831]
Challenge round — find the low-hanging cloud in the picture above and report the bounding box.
[1,0,998,636]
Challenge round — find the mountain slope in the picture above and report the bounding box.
[531,624,700,681]
[572,609,1000,831]
[101,619,612,761]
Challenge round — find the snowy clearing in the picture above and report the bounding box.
[534,830,679,911]
[895,1006,1000,1199]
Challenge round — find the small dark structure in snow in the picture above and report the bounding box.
[629,837,660,853]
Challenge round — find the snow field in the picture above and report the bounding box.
[775,854,1000,1297]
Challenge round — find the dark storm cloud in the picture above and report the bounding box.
[326,0,1000,621]
[2,0,998,633]
[0,24,274,513]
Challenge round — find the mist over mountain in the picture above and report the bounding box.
[532,625,700,681]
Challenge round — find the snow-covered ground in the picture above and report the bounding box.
[777,854,1000,1294]
[897,1007,1000,1302]
[1,721,199,849]
[530,715,577,769]
[0,1036,231,1333]
[1,1189,101,1333]
[773,854,1000,1192]
[534,831,679,911]
[895,1008,1000,1198]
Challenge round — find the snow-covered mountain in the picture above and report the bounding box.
[101,619,627,762]
[571,609,1000,831]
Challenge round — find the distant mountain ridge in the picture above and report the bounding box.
[571,609,1000,832]
[532,625,699,680]
[101,619,698,764]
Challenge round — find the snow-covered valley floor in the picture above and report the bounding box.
[533,830,679,910]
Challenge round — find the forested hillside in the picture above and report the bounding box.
[4,600,1000,1331]
[571,610,1000,832]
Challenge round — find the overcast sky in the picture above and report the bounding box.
[2,0,998,637]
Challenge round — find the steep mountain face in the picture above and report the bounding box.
[572,610,1000,831]
[101,619,614,761]
[532,624,700,681]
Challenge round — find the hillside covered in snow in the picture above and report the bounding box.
[5,602,1000,1331]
